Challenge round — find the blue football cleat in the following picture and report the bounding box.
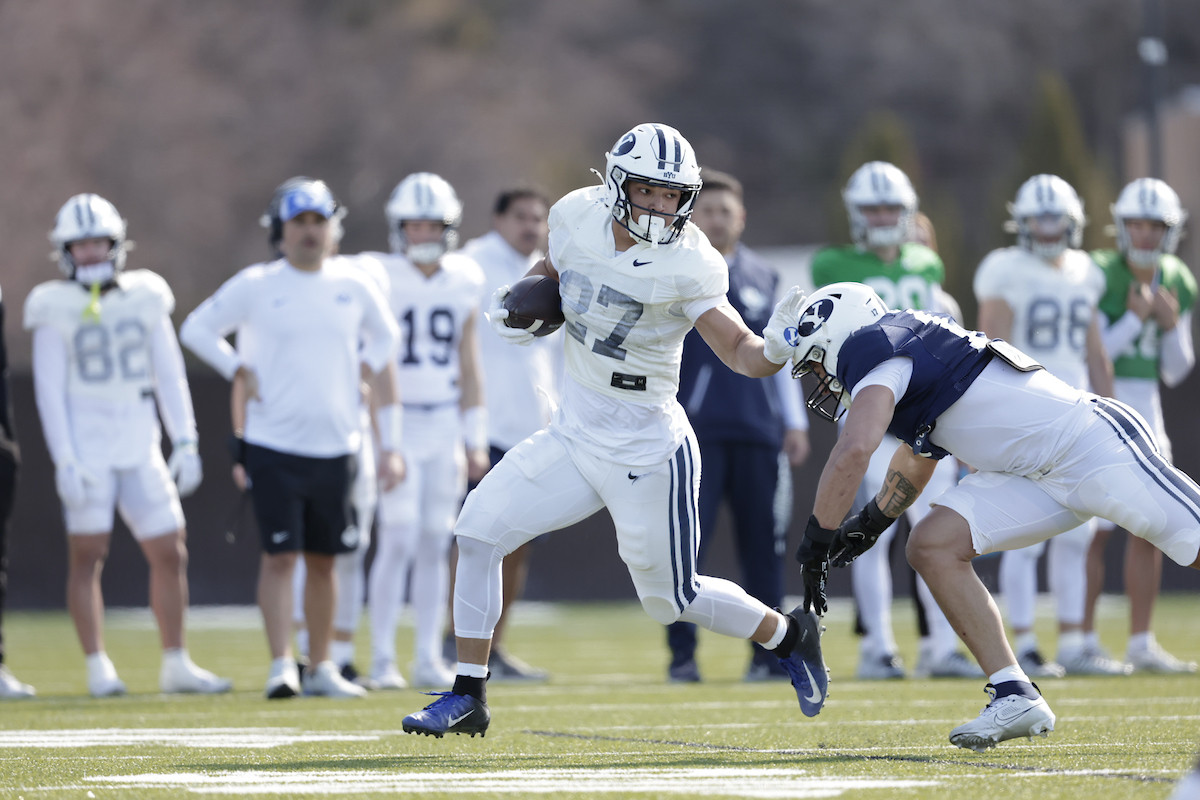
[778,606,829,717]
[402,691,490,738]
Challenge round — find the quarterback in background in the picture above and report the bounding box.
[1086,178,1197,673]
[365,172,489,691]
[402,122,824,739]
[25,194,231,697]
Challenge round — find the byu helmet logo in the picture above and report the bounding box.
[798,298,834,336]
[613,133,637,156]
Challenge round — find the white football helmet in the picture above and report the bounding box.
[1006,174,1085,261]
[385,172,462,262]
[790,282,890,422]
[260,176,344,254]
[603,122,702,247]
[843,161,919,249]
[1111,178,1187,268]
[48,193,128,279]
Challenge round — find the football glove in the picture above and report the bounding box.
[795,515,835,615]
[829,499,895,568]
[168,440,203,498]
[485,286,535,346]
[55,459,98,509]
[762,285,807,365]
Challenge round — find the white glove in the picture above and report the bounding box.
[168,440,203,498]
[55,460,98,510]
[485,285,535,346]
[762,285,808,365]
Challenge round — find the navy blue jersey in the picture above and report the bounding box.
[678,244,785,446]
[839,310,994,458]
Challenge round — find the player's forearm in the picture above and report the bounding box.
[812,438,873,527]
[150,317,197,444]
[1160,312,1194,387]
[874,445,936,518]
[31,328,76,465]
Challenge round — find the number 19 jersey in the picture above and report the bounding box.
[547,187,728,465]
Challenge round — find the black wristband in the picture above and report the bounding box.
[860,499,895,536]
[227,433,246,466]
[804,514,838,545]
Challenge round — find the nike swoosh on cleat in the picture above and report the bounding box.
[801,662,822,705]
[448,711,473,727]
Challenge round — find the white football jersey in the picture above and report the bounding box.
[24,270,176,466]
[974,246,1104,390]
[548,186,728,464]
[367,251,485,407]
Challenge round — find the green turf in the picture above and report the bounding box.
[0,594,1197,798]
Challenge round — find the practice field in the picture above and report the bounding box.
[1,595,1197,799]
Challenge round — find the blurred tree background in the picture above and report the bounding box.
[2,0,1199,361]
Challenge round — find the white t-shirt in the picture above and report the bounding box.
[25,270,196,468]
[974,246,1104,390]
[546,186,729,465]
[181,255,398,458]
[461,230,562,451]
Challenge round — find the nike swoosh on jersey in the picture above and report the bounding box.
[627,471,646,481]
[271,531,289,544]
[632,259,652,267]
[801,662,822,705]
[448,711,473,727]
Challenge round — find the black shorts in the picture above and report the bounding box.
[245,443,359,555]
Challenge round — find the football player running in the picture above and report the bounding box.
[25,194,231,697]
[402,122,823,738]
[789,281,1200,751]
[974,174,1123,678]
[810,162,980,681]
[1084,178,1197,673]
[364,172,490,691]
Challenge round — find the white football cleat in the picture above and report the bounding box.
[160,653,233,694]
[1017,648,1066,679]
[950,684,1055,752]
[87,654,127,698]
[369,659,408,690]
[916,649,984,679]
[410,658,456,689]
[264,657,301,700]
[1127,642,1197,674]
[1059,649,1132,676]
[0,665,35,699]
[304,660,366,698]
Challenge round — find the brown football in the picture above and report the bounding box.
[502,275,565,337]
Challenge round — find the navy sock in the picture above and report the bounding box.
[453,675,487,702]
[991,680,1040,700]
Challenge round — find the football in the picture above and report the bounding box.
[502,275,565,337]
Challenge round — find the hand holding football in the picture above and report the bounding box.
[502,275,565,337]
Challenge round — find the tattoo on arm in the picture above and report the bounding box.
[876,469,921,517]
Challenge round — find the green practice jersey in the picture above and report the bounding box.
[810,242,945,311]
[1093,249,1197,380]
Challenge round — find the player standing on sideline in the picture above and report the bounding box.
[0,284,34,699]
[1085,178,1197,673]
[402,122,824,739]
[810,162,979,680]
[665,168,810,683]
[26,194,231,697]
[974,174,1124,678]
[458,186,558,683]
[181,178,402,699]
[789,281,1200,751]
[364,172,489,690]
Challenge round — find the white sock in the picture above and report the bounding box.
[1058,631,1085,659]
[330,640,354,667]
[762,615,788,651]
[1014,632,1039,656]
[1128,632,1153,653]
[459,661,488,678]
[1083,630,1101,650]
[161,648,187,666]
[990,665,1031,685]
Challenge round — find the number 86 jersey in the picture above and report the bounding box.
[24,270,177,467]
[973,246,1104,390]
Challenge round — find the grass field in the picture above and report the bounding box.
[1,594,1197,799]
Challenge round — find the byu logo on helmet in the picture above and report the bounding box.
[798,298,834,337]
[613,134,637,156]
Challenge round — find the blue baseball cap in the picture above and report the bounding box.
[278,181,338,222]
